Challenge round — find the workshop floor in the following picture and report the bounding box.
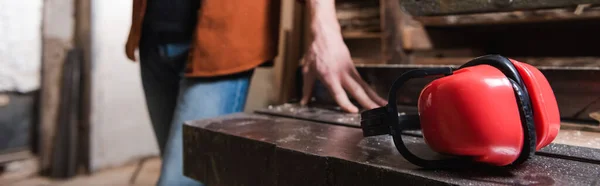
[2,157,161,186]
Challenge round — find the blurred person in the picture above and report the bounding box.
[125,0,386,185]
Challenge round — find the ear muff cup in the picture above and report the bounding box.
[458,55,536,165]
[359,54,552,169]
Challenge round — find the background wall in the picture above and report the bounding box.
[0,0,43,93]
[0,0,42,164]
[244,68,276,112]
[90,0,159,171]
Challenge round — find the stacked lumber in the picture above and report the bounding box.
[336,0,381,35]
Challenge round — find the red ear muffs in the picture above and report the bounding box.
[360,55,560,168]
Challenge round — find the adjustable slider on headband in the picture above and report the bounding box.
[360,106,392,137]
[361,67,454,137]
[360,108,420,137]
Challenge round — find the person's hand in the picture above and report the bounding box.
[300,30,387,113]
[125,38,138,61]
[300,0,386,113]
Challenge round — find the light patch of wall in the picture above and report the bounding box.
[244,67,276,112]
[0,0,43,93]
[90,0,159,171]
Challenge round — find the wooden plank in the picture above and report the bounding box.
[590,111,600,123]
[410,49,484,59]
[561,122,600,132]
[521,57,600,67]
[320,65,600,121]
[352,58,384,65]
[395,10,432,51]
[183,117,278,186]
[49,49,82,178]
[183,113,600,186]
[273,1,304,104]
[416,7,600,26]
[342,31,382,39]
[337,0,434,52]
[399,0,600,16]
[257,104,600,150]
[400,19,432,50]
[38,0,89,177]
[336,0,381,33]
[380,0,433,61]
[346,39,382,63]
[40,0,76,175]
[412,57,474,65]
[75,0,92,174]
[412,56,600,67]
[554,129,600,149]
[537,143,600,164]
[417,19,600,57]
[381,0,408,64]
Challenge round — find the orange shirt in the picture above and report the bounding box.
[126,0,281,77]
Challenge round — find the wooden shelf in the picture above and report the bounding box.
[352,57,600,70]
[351,58,383,65]
[342,31,382,39]
[415,7,600,27]
[400,0,599,16]
[336,1,381,39]
[411,56,600,68]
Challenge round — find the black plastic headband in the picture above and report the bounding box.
[360,55,536,168]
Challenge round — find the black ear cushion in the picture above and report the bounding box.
[507,79,536,166]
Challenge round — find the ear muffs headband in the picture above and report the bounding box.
[360,55,536,168]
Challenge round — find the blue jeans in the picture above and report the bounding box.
[139,41,252,186]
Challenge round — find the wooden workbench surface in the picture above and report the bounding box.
[183,106,600,186]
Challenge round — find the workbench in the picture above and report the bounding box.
[182,104,600,186]
[182,0,600,184]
